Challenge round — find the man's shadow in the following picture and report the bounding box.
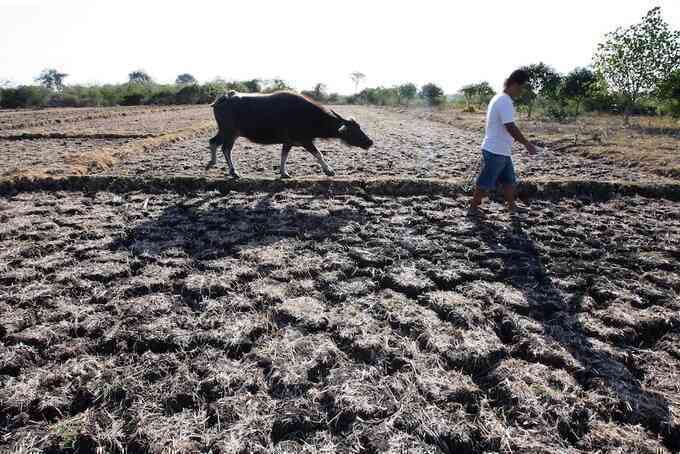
[469,209,678,450]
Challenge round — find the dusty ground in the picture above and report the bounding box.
[0,105,675,183]
[1,105,680,453]
[0,189,679,452]
[418,107,680,179]
[0,106,213,179]
[0,106,211,138]
[112,106,678,183]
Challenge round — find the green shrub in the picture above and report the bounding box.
[420,83,445,106]
[0,86,51,108]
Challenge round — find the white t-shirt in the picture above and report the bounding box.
[481,93,515,156]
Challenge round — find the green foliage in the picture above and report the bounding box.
[524,63,561,98]
[242,79,262,93]
[52,85,105,107]
[0,85,51,108]
[35,68,68,91]
[301,83,328,102]
[176,73,197,85]
[397,83,418,105]
[359,86,400,106]
[657,70,680,117]
[594,7,680,119]
[261,79,292,93]
[128,70,153,85]
[420,83,445,106]
[561,67,597,114]
[459,81,495,108]
[516,63,561,118]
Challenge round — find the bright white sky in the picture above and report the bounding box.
[1,0,679,94]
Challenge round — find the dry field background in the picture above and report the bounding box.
[1,105,680,453]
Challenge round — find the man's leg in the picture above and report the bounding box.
[502,184,516,210]
[471,187,486,209]
[470,151,500,210]
[499,156,519,211]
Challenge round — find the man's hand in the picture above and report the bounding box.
[504,123,540,155]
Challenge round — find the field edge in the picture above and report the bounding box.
[1,175,680,201]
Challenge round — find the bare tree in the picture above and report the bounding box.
[176,73,197,85]
[350,72,366,94]
[36,69,68,91]
[128,70,153,85]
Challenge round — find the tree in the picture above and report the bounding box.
[350,72,366,94]
[0,86,51,108]
[460,82,496,109]
[420,83,445,106]
[657,70,680,117]
[397,83,417,105]
[460,84,477,108]
[242,79,262,93]
[35,68,68,91]
[262,79,291,93]
[594,7,680,123]
[517,63,561,118]
[176,73,197,85]
[561,67,597,115]
[128,70,153,85]
[302,83,328,102]
[313,83,327,99]
[658,71,680,100]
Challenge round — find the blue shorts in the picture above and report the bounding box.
[476,150,517,191]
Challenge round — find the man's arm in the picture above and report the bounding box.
[505,122,537,153]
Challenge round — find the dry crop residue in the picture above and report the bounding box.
[1,189,679,452]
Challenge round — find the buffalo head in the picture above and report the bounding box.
[332,110,373,150]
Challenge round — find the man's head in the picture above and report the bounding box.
[504,69,530,98]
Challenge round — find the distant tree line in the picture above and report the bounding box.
[0,70,301,109]
[1,8,678,121]
[456,7,680,121]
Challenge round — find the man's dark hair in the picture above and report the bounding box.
[505,69,530,87]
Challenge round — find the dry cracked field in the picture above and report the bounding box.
[1,105,680,453]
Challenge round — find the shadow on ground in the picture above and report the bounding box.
[471,212,679,450]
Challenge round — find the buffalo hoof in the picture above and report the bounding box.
[280,172,291,179]
[324,168,336,177]
[205,161,217,170]
[230,172,241,179]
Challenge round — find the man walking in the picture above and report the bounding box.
[470,69,537,213]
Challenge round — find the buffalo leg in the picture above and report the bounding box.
[303,143,335,177]
[280,144,292,178]
[222,135,239,178]
[207,133,222,169]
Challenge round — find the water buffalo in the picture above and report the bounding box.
[208,91,373,178]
